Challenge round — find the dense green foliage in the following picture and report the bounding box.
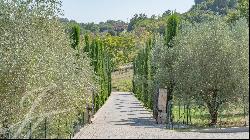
[71,25,80,50]
[162,13,179,123]
[192,0,237,15]
[1,0,249,137]
[133,39,155,110]
[0,0,97,138]
[173,18,249,125]
[102,34,136,69]
[84,37,112,112]
[128,14,148,31]
[61,19,128,35]
[165,13,179,47]
[132,0,249,126]
[133,17,249,126]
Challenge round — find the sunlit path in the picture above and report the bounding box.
[73,92,249,139]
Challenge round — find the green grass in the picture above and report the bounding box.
[111,68,133,92]
[172,105,249,128]
[111,68,249,128]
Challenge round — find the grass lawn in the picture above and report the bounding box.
[172,104,249,128]
[111,68,249,129]
[111,68,133,92]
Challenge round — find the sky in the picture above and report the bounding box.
[60,0,195,23]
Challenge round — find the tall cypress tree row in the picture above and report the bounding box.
[84,37,112,113]
[133,38,154,109]
[143,47,148,106]
[133,14,179,113]
[146,39,154,110]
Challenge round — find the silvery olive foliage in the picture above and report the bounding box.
[0,0,96,138]
[152,18,249,124]
[151,35,177,89]
[173,18,248,124]
[173,18,249,105]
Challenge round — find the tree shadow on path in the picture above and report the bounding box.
[109,117,165,129]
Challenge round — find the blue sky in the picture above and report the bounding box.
[60,0,195,23]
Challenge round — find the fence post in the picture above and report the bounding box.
[92,89,95,115]
[71,121,74,139]
[243,95,246,127]
[82,112,85,126]
[219,117,222,129]
[44,117,47,139]
[166,101,169,129]
[71,121,74,137]
[177,101,180,129]
[166,100,173,129]
[199,107,201,126]
[4,123,11,139]
[6,126,10,139]
[57,119,60,139]
[187,104,189,125]
[189,105,192,125]
[29,121,32,139]
[178,102,180,121]
[67,121,71,139]
[183,104,185,124]
[2,120,9,139]
[65,121,69,139]
[170,100,173,129]
[87,105,90,123]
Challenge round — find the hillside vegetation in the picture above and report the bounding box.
[0,0,249,138]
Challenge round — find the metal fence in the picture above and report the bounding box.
[165,99,249,130]
[0,106,93,139]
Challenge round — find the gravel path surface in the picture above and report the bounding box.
[73,92,249,139]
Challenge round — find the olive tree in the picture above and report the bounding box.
[173,18,249,125]
[151,13,179,124]
[0,0,96,138]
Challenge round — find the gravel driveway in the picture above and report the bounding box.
[73,92,249,139]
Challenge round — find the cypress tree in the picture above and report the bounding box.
[164,12,179,125]
[132,39,153,108]
[86,38,112,112]
[71,25,80,50]
[84,34,90,53]
[165,12,179,48]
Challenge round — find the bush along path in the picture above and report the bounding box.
[73,92,249,139]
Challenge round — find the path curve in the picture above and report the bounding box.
[73,92,249,139]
